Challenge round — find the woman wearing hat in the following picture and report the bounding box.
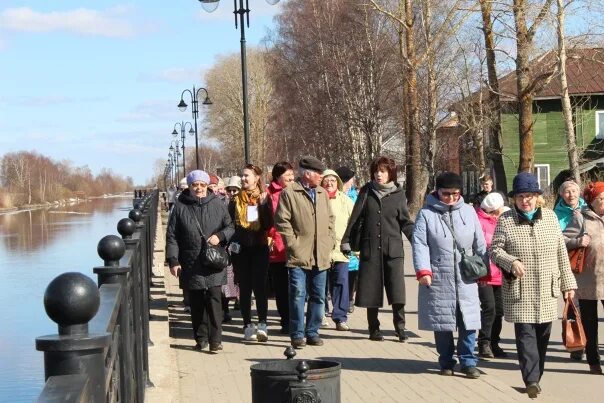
[266,161,295,334]
[342,156,414,342]
[412,171,486,379]
[166,170,234,353]
[475,192,509,358]
[491,172,577,397]
[563,182,604,375]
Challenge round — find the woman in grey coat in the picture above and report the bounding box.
[166,170,234,353]
[412,172,487,379]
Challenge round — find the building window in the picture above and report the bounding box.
[533,164,550,191]
[596,111,604,139]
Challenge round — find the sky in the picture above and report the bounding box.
[0,1,284,185]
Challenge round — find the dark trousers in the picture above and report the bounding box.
[330,262,349,323]
[478,285,503,345]
[579,299,604,365]
[348,270,358,301]
[233,245,269,325]
[189,286,223,345]
[514,322,552,384]
[367,303,406,334]
[269,262,290,328]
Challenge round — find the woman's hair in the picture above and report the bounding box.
[370,156,397,183]
[271,161,293,182]
[243,163,265,192]
[480,174,493,183]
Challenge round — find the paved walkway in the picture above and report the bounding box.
[146,211,603,403]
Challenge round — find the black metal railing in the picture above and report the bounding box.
[36,190,159,403]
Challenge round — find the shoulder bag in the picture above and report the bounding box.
[562,298,587,352]
[442,216,488,281]
[191,211,230,272]
[568,211,587,274]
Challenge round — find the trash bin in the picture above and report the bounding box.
[250,358,341,403]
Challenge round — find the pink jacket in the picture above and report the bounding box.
[475,207,502,286]
[267,181,287,263]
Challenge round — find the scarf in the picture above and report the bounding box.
[234,187,262,231]
[371,180,396,199]
[327,189,337,199]
[554,197,586,230]
[522,208,538,221]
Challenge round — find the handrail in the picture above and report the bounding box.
[36,189,159,403]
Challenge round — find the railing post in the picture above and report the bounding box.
[36,272,111,403]
[93,233,133,403]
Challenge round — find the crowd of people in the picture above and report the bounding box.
[164,156,604,398]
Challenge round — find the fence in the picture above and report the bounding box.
[36,189,158,402]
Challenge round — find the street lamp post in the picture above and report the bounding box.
[178,87,212,169]
[199,0,280,164]
[170,140,183,181]
[172,122,194,177]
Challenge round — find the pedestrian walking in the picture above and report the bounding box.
[491,172,577,397]
[342,156,414,342]
[275,156,335,348]
[563,181,604,375]
[412,171,486,379]
[166,170,234,353]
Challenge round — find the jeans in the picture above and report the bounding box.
[232,245,269,326]
[289,267,327,340]
[269,262,290,328]
[434,306,478,370]
[329,262,349,323]
[579,299,604,365]
[478,285,503,345]
[514,322,552,384]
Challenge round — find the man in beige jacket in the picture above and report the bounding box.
[275,156,335,348]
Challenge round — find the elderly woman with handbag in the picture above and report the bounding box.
[491,172,577,398]
[563,182,604,375]
[412,172,487,379]
[166,170,234,353]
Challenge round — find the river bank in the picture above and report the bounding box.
[0,193,132,214]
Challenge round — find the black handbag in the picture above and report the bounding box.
[442,217,488,281]
[349,190,368,252]
[192,213,230,272]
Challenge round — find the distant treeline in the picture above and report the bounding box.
[0,151,134,208]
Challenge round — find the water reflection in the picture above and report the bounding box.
[0,197,134,402]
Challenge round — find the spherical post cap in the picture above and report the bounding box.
[129,209,143,223]
[284,346,296,360]
[44,272,100,326]
[117,218,136,238]
[133,201,143,210]
[97,235,126,263]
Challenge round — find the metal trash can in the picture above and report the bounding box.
[250,349,341,403]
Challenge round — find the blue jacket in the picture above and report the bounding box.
[412,193,486,331]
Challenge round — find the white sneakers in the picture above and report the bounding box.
[244,323,269,342]
[256,323,268,342]
[244,324,257,341]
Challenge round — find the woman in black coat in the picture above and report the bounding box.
[166,170,234,353]
[341,157,414,342]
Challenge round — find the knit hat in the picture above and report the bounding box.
[209,174,219,185]
[335,166,355,183]
[322,169,343,191]
[558,180,580,195]
[508,172,543,196]
[186,170,210,186]
[583,182,604,204]
[480,192,505,213]
[225,175,242,190]
[435,172,463,190]
[299,156,326,173]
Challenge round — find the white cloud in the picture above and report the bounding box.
[116,100,184,122]
[139,67,208,84]
[196,1,282,22]
[0,6,137,38]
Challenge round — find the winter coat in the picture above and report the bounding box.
[563,207,604,300]
[554,197,587,249]
[490,207,577,324]
[274,180,335,270]
[342,182,414,307]
[267,181,287,263]
[324,169,354,263]
[412,193,486,332]
[475,207,502,286]
[166,189,234,290]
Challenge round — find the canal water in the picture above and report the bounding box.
[0,197,135,402]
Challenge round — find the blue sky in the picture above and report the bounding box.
[0,1,283,185]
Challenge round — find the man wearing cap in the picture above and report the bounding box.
[275,156,335,348]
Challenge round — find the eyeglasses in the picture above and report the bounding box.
[440,191,460,197]
[227,188,239,193]
[514,194,536,201]
[323,178,338,183]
